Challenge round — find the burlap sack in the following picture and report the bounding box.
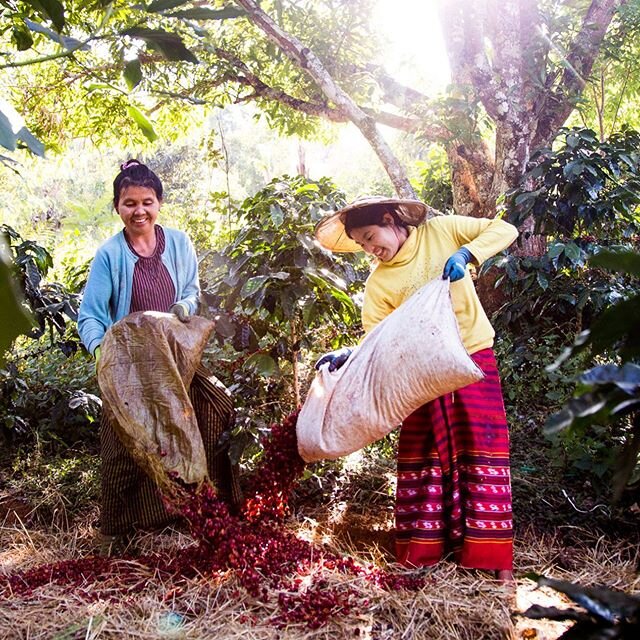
[297,278,485,462]
[97,312,215,488]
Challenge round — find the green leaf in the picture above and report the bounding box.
[243,353,277,378]
[618,153,635,168]
[611,397,640,415]
[590,296,640,359]
[546,330,590,372]
[0,245,34,363]
[545,408,574,433]
[563,242,581,262]
[571,393,608,418]
[566,133,579,148]
[563,160,584,178]
[536,271,549,290]
[580,363,640,391]
[228,430,252,466]
[547,242,565,259]
[297,232,317,253]
[270,203,284,227]
[146,0,190,13]
[127,106,158,142]
[24,18,86,50]
[16,126,45,157]
[123,27,199,63]
[590,250,640,277]
[213,313,235,338]
[295,183,320,194]
[124,59,143,91]
[0,111,16,151]
[12,23,34,51]
[241,275,268,299]
[302,299,316,324]
[167,7,246,20]
[515,191,535,206]
[31,0,65,32]
[86,83,115,93]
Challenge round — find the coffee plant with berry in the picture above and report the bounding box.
[0,225,97,449]
[1,224,83,352]
[545,250,640,500]
[489,127,640,499]
[199,175,368,463]
[487,126,640,338]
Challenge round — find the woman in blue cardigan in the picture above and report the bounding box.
[78,160,240,554]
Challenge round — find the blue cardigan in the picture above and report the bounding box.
[78,226,200,356]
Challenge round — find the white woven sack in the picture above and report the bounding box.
[297,278,485,462]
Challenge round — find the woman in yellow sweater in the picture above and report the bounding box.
[314,196,518,581]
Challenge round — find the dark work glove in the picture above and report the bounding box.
[442,247,474,282]
[170,303,191,323]
[314,347,352,372]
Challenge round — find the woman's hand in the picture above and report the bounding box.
[170,303,191,323]
[442,247,474,282]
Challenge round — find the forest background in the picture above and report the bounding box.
[0,1,639,639]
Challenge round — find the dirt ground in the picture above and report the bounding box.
[1,456,639,640]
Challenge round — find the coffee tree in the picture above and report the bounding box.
[486,126,640,336]
[0,225,98,447]
[546,250,640,500]
[200,174,366,462]
[482,127,640,494]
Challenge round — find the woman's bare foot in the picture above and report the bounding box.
[495,569,515,583]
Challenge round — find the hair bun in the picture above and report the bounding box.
[120,159,142,171]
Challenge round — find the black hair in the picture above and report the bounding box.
[113,159,163,206]
[344,203,407,238]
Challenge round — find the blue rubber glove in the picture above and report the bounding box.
[314,347,352,372]
[442,247,474,282]
[170,302,191,323]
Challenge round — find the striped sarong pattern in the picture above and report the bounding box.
[99,366,241,536]
[395,348,513,570]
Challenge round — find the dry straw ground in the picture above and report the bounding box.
[1,490,639,640]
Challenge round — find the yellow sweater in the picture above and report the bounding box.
[361,215,518,354]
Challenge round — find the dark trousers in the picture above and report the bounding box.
[99,366,241,536]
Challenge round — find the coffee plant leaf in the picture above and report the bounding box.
[0,248,34,363]
[243,353,277,378]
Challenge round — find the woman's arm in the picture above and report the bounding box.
[449,216,519,265]
[77,249,114,355]
[172,231,200,316]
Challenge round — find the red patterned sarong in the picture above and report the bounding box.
[395,348,512,570]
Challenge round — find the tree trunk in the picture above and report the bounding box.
[446,141,495,218]
[439,0,620,259]
[297,141,307,178]
[236,0,620,250]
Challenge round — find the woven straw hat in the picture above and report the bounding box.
[314,195,429,252]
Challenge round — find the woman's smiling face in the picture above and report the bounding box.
[115,185,161,237]
[348,212,408,262]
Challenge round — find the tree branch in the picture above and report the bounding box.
[215,48,422,131]
[533,0,621,148]
[233,0,416,198]
[0,6,114,70]
[361,64,430,110]
[439,0,500,121]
